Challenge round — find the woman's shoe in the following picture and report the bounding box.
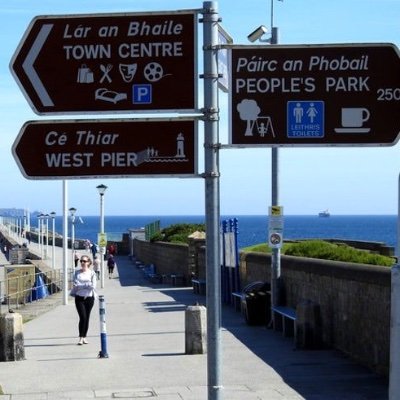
[78,338,84,345]
[83,338,88,344]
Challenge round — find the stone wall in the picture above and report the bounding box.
[132,239,391,375]
[133,240,190,283]
[280,255,390,375]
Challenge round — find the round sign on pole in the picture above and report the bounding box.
[269,232,282,249]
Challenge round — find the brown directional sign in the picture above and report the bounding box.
[12,119,197,179]
[10,12,197,114]
[229,43,400,146]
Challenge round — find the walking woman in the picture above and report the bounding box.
[71,256,97,345]
[107,254,116,279]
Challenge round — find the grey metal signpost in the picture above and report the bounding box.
[202,3,222,399]
[270,27,281,315]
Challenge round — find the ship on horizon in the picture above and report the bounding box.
[318,209,330,217]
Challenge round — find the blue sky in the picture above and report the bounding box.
[0,0,399,216]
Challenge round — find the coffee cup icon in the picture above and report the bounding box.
[341,107,370,128]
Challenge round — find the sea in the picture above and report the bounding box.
[48,214,399,252]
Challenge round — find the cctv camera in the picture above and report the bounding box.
[247,25,268,42]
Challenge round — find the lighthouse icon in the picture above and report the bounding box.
[176,133,186,158]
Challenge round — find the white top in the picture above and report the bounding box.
[93,258,100,272]
[73,269,97,298]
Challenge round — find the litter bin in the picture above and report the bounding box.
[241,281,271,325]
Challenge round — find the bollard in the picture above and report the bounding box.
[98,295,109,358]
[185,304,207,354]
[0,312,25,361]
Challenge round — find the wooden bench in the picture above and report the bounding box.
[272,306,297,338]
[140,264,162,284]
[160,274,170,284]
[171,274,185,286]
[232,282,270,314]
[231,292,242,311]
[192,279,206,295]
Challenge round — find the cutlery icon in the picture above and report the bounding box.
[100,64,113,83]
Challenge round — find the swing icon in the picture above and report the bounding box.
[251,117,275,138]
[237,99,276,138]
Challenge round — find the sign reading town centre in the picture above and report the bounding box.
[10,11,197,114]
[229,43,400,146]
[12,119,197,179]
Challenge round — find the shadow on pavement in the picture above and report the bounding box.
[115,255,388,399]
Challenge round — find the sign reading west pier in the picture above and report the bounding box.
[12,119,197,179]
[229,44,400,146]
[10,12,197,114]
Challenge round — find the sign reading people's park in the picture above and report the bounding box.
[10,12,197,114]
[229,43,400,146]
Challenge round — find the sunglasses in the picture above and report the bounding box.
[80,259,89,263]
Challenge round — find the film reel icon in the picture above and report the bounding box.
[144,62,164,82]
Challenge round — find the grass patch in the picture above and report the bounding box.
[151,223,205,244]
[242,240,394,266]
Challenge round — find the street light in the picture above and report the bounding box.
[44,214,49,259]
[23,213,27,238]
[37,213,44,259]
[96,184,107,288]
[50,212,56,269]
[247,0,281,322]
[69,207,77,269]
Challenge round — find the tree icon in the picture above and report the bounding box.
[237,99,261,136]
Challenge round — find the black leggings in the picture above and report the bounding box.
[75,296,95,337]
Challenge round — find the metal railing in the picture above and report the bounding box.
[0,268,71,312]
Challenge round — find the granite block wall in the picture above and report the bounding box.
[132,239,391,375]
[133,240,190,282]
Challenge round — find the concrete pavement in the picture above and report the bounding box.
[0,236,389,399]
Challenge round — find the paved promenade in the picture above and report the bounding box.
[0,237,389,399]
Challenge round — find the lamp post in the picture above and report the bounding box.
[44,214,49,259]
[37,213,43,259]
[69,207,77,269]
[36,214,40,253]
[17,217,21,237]
[246,0,281,321]
[23,213,27,239]
[96,184,107,289]
[50,212,56,269]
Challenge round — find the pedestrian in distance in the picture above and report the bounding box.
[93,255,100,280]
[108,244,116,256]
[74,252,80,268]
[70,256,97,345]
[107,254,116,279]
[90,242,98,259]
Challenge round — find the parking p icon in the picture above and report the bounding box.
[132,84,152,104]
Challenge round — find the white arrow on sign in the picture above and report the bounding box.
[22,24,54,107]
